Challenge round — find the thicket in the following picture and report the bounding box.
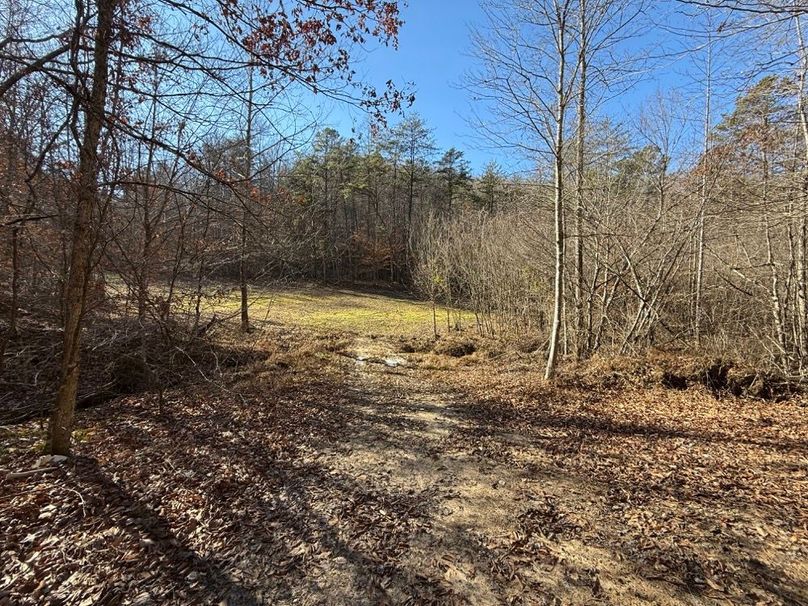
[415,77,808,377]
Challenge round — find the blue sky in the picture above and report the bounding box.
[323,1,752,175]
[330,1,495,172]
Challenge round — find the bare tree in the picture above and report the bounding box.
[468,0,579,379]
[2,0,412,455]
[48,0,116,456]
[572,0,647,358]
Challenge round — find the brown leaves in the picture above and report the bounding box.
[428,351,808,604]
[2,325,807,604]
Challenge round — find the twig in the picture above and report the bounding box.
[0,484,52,501]
[4,467,57,481]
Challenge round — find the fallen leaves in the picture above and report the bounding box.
[1,327,807,605]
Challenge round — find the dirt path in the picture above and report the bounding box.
[2,329,806,605]
[296,335,807,606]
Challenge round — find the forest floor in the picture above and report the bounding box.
[1,286,807,605]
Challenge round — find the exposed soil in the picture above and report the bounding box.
[1,327,807,605]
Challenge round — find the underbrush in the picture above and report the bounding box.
[413,328,802,401]
[556,352,800,401]
[0,289,361,427]
[0,280,400,428]
[0,308,268,425]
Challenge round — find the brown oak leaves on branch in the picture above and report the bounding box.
[218,0,414,122]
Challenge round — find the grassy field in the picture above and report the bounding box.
[191,284,476,337]
[103,276,476,337]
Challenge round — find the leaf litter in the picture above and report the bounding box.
[1,326,806,605]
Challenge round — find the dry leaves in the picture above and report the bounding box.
[1,329,807,605]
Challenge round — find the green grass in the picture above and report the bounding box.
[199,285,475,337]
[106,276,476,338]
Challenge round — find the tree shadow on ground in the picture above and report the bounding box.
[70,456,262,605]
[6,353,805,606]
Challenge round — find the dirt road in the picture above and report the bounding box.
[2,329,807,605]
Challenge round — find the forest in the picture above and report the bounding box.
[1,0,807,604]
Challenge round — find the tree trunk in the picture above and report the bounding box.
[795,16,808,362]
[138,194,151,323]
[694,31,712,346]
[240,63,254,333]
[762,147,788,364]
[545,15,568,380]
[10,226,19,338]
[47,0,115,456]
[574,0,587,359]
